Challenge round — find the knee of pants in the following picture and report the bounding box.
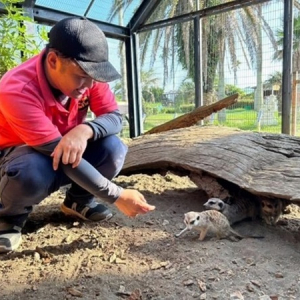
[89,135,128,179]
[0,153,56,204]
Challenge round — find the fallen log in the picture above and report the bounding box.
[122,126,300,204]
[144,93,238,135]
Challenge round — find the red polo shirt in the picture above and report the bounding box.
[0,50,118,149]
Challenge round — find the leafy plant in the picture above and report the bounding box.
[0,0,47,77]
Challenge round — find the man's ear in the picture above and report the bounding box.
[46,51,59,70]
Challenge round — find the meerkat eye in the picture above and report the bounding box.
[190,220,195,225]
[210,201,215,204]
[196,216,200,220]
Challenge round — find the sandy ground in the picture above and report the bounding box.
[0,172,300,300]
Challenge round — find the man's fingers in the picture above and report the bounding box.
[138,204,156,214]
[52,148,63,170]
[72,151,84,168]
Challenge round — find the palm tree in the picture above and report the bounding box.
[140,69,160,103]
[107,1,132,102]
[274,15,300,73]
[108,1,277,111]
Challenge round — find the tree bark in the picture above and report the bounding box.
[122,126,300,204]
[144,93,238,135]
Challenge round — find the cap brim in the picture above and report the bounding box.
[76,60,121,82]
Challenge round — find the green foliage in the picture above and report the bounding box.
[149,86,164,102]
[225,84,246,97]
[0,0,47,77]
[179,104,194,113]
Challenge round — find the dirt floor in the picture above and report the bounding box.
[0,172,300,300]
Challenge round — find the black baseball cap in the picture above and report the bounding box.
[47,17,121,82]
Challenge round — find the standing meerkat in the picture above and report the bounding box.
[175,210,264,241]
[203,197,259,225]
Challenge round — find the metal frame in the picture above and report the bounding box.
[282,0,294,134]
[136,0,272,33]
[32,6,130,39]
[125,33,144,137]
[128,0,161,32]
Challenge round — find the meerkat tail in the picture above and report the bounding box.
[230,229,264,239]
[175,227,189,238]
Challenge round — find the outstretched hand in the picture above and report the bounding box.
[114,189,155,217]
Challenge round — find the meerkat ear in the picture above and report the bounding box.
[197,216,200,220]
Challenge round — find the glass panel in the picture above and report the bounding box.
[87,0,143,26]
[138,22,193,133]
[145,0,237,25]
[138,1,285,135]
[35,0,143,26]
[35,0,91,16]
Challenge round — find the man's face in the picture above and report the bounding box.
[47,51,95,99]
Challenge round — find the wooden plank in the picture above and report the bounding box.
[144,93,239,135]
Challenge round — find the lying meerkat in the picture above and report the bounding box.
[203,197,259,225]
[175,210,264,241]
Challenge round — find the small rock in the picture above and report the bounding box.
[183,279,194,286]
[145,220,154,225]
[250,280,261,287]
[197,280,206,292]
[246,283,254,292]
[115,258,127,264]
[109,253,117,263]
[259,296,271,300]
[160,261,170,267]
[150,262,163,270]
[230,291,244,300]
[33,252,41,261]
[67,287,83,297]
[200,293,207,300]
[162,220,169,226]
[274,272,284,278]
[127,288,142,300]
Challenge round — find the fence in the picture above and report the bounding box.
[116,1,288,138]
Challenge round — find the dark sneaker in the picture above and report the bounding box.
[0,221,22,253]
[60,198,113,222]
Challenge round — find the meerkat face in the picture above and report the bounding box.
[184,212,201,229]
[260,198,282,225]
[203,198,225,211]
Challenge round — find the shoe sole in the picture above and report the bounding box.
[60,204,113,222]
[0,234,22,254]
